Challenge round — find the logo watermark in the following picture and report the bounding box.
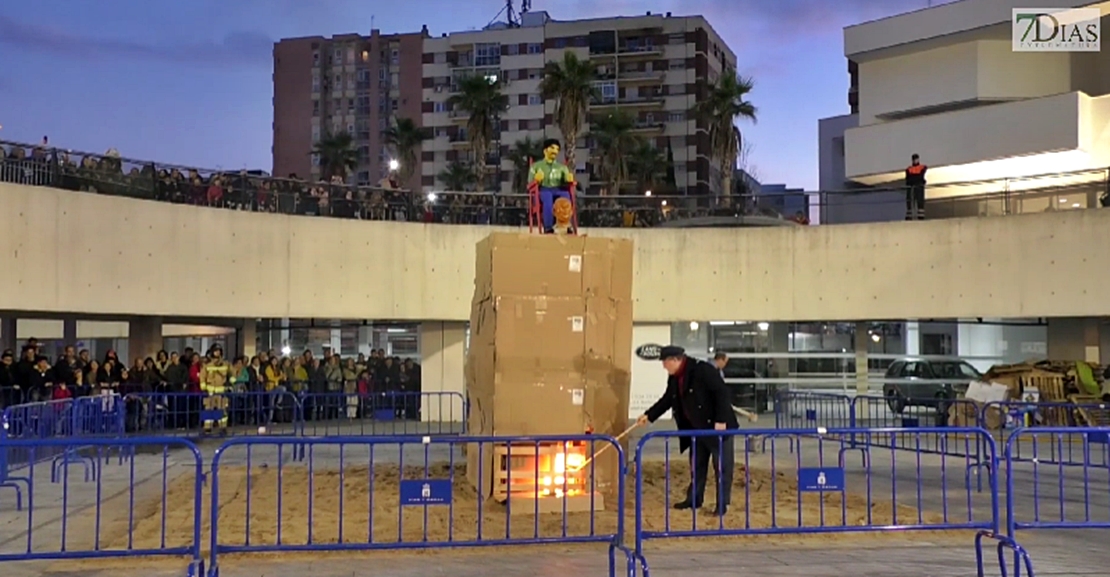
[1013,8,1100,52]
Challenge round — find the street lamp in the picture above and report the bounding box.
[388,159,400,172]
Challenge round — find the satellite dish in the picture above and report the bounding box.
[635,343,663,360]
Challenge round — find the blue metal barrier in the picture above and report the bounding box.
[206,433,624,577]
[851,395,982,457]
[0,436,204,576]
[634,427,999,557]
[975,530,1036,577]
[984,401,1109,466]
[124,391,302,436]
[1004,426,1110,536]
[2,397,128,484]
[774,391,854,430]
[298,391,466,436]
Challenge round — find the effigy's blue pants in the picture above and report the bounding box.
[540,187,570,231]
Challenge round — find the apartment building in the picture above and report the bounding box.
[273,30,425,188]
[274,9,735,195]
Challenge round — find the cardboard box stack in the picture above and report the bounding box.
[465,233,634,502]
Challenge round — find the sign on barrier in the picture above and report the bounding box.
[798,467,844,492]
[400,479,453,506]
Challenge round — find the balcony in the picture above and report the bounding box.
[590,44,663,60]
[630,120,665,133]
[618,70,666,83]
[449,109,470,123]
[590,96,665,109]
[451,57,473,68]
[450,133,470,147]
[844,91,1110,188]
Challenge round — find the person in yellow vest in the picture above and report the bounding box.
[200,345,230,431]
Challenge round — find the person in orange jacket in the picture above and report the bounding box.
[905,153,927,221]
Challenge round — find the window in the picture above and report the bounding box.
[391,73,399,86]
[594,81,616,102]
[435,52,447,64]
[312,126,320,142]
[554,38,567,48]
[334,48,343,61]
[379,117,388,129]
[505,44,519,55]
[379,68,387,80]
[334,73,343,90]
[390,48,399,64]
[313,51,320,65]
[312,74,321,93]
[347,98,355,113]
[528,94,542,105]
[669,59,684,70]
[312,100,320,116]
[357,170,370,183]
[434,101,447,113]
[668,33,685,44]
[357,69,370,82]
[435,127,447,137]
[644,113,655,124]
[527,43,542,54]
[347,48,355,63]
[347,122,355,134]
[390,98,398,110]
[667,111,685,122]
[528,69,541,80]
[311,153,321,166]
[361,50,369,62]
[475,42,501,67]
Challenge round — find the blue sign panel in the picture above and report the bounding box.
[399,479,453,506]
[797,468,845,492]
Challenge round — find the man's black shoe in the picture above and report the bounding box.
[672,500,699,510]
[710,504,728,516]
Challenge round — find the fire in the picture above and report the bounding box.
[539,442,588,497]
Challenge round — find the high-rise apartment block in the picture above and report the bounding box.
[273,10,735,195]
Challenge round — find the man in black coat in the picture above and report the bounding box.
[637,346,739,515]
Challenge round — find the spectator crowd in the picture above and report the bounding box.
[0,337,424,432]
[0,139,796,228]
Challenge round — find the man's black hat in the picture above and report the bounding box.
[659,345,685,360]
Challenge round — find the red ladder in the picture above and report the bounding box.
[527,158,579,234]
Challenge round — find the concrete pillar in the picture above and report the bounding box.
[418,321,467,423]
[63,318,78,345]
[854,322,869,395]
[905,321,920,356]
[128,317,163,365]
[238,320,257,358]
[1047,317,1101,363]
[0,318,16,352]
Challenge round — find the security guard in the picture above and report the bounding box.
[905,154,927,221]
[200,345,230,431]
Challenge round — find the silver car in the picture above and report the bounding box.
[882,359,982,414]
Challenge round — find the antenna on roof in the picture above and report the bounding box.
[490,0,530,28]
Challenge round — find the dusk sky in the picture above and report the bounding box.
[0,0,944,190]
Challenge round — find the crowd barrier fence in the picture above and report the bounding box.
[0,437,205,577]
[205,433,625,577]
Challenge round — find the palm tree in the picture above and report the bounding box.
[505,137,544,193]
[311,131,359,181]
[448,74,509,192]
[592,110,639,195]
[438,161,476,191]
[384,117,431,184]
[628,141,668,194]
[540,52,600,173]
[692,69,757,202]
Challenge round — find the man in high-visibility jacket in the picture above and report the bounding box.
[200,345,230,431]
[905,154,927,221]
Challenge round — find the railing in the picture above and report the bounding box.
[7,426,1090,576]
[205,434,625,576]
[1,138,1106,227]
[0,437,205,577]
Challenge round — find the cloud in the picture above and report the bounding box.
[0,15,272,68]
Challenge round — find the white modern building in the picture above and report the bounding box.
[820,0,1110,209]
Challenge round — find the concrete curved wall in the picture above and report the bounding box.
[4,182,1110,321]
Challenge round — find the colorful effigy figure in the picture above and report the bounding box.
[529,138,575,234]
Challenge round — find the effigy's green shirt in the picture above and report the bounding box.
[528,159,573,189]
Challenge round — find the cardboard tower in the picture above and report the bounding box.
[466,233,634,511]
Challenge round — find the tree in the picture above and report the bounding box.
[438,161,476,192]
[692,69,757,202]
[448,74,509,192]
[540,51,599,173]
[384,117,431,185]
[506,137,544,194]
[628,141,667,194]
[311,131,359,181]
[592,110,639,195]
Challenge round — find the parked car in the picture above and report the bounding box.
[882,359,982,414]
